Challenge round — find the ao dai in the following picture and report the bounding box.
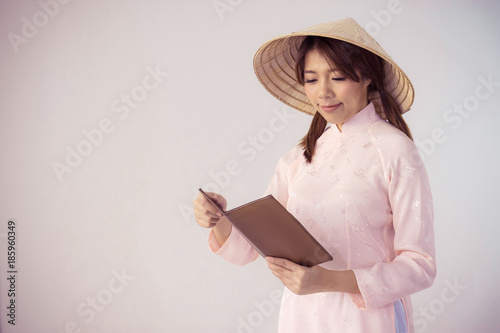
[208,102,436,333]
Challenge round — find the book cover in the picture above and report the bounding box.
[199,189,333,267]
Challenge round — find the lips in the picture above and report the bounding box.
[320,103,341,113]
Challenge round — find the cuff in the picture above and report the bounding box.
[207,227,258,265]
[349,268,369,310]
[207,228,232,254]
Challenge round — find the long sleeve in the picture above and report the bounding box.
[351,130,436,310]
[207,146,301,265]
[246,103,437,332]
[207,224,258,266]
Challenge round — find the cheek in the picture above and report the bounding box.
[304,87,316,104]
[335,84,353,99]
[343,83,366,99]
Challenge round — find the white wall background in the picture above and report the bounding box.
[0,0,499,332]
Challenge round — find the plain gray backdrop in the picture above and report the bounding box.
[1,0,499,332]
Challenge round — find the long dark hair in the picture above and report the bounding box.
[295,36,413,163]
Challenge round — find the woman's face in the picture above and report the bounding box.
[303,49,371,131]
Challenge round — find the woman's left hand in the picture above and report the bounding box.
[265,257,360,295]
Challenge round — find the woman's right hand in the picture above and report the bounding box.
[193,192,232,246]
[193,191,228,228]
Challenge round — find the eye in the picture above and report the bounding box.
[332,77,345,81]
[304,78,317,84]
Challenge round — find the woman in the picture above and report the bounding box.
[193,17,436,333]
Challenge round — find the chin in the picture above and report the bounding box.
[324,116,343,125]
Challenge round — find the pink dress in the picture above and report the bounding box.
[208,102,436,333]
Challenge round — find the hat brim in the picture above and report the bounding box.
[253,18,414,117]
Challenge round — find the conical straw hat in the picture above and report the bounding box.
[253,17,414,116]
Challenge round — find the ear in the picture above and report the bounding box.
[362,77,372,88]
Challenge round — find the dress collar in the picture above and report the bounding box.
[328,102,381,135]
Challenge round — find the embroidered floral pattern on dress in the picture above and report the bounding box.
[211,103,435,333]
[403,165,416,178]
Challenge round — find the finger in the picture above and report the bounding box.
[194,194,224,218]
[193,204,221,220]
[266,257,296,272]
[268,268,296,290]
[193,200,223,219]
[268,263,289,280]
[198,222,216,229]
[267,261,294,280]
[193,213,220,228]
[208,192,227,211]
[195,218,217,228]
[193,206,221,228]
[269,268,286,281]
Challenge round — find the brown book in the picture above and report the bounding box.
[199,188,333,267]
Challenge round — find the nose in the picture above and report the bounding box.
[318,79,334,100]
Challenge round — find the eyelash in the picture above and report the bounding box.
[304,77,345,83]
